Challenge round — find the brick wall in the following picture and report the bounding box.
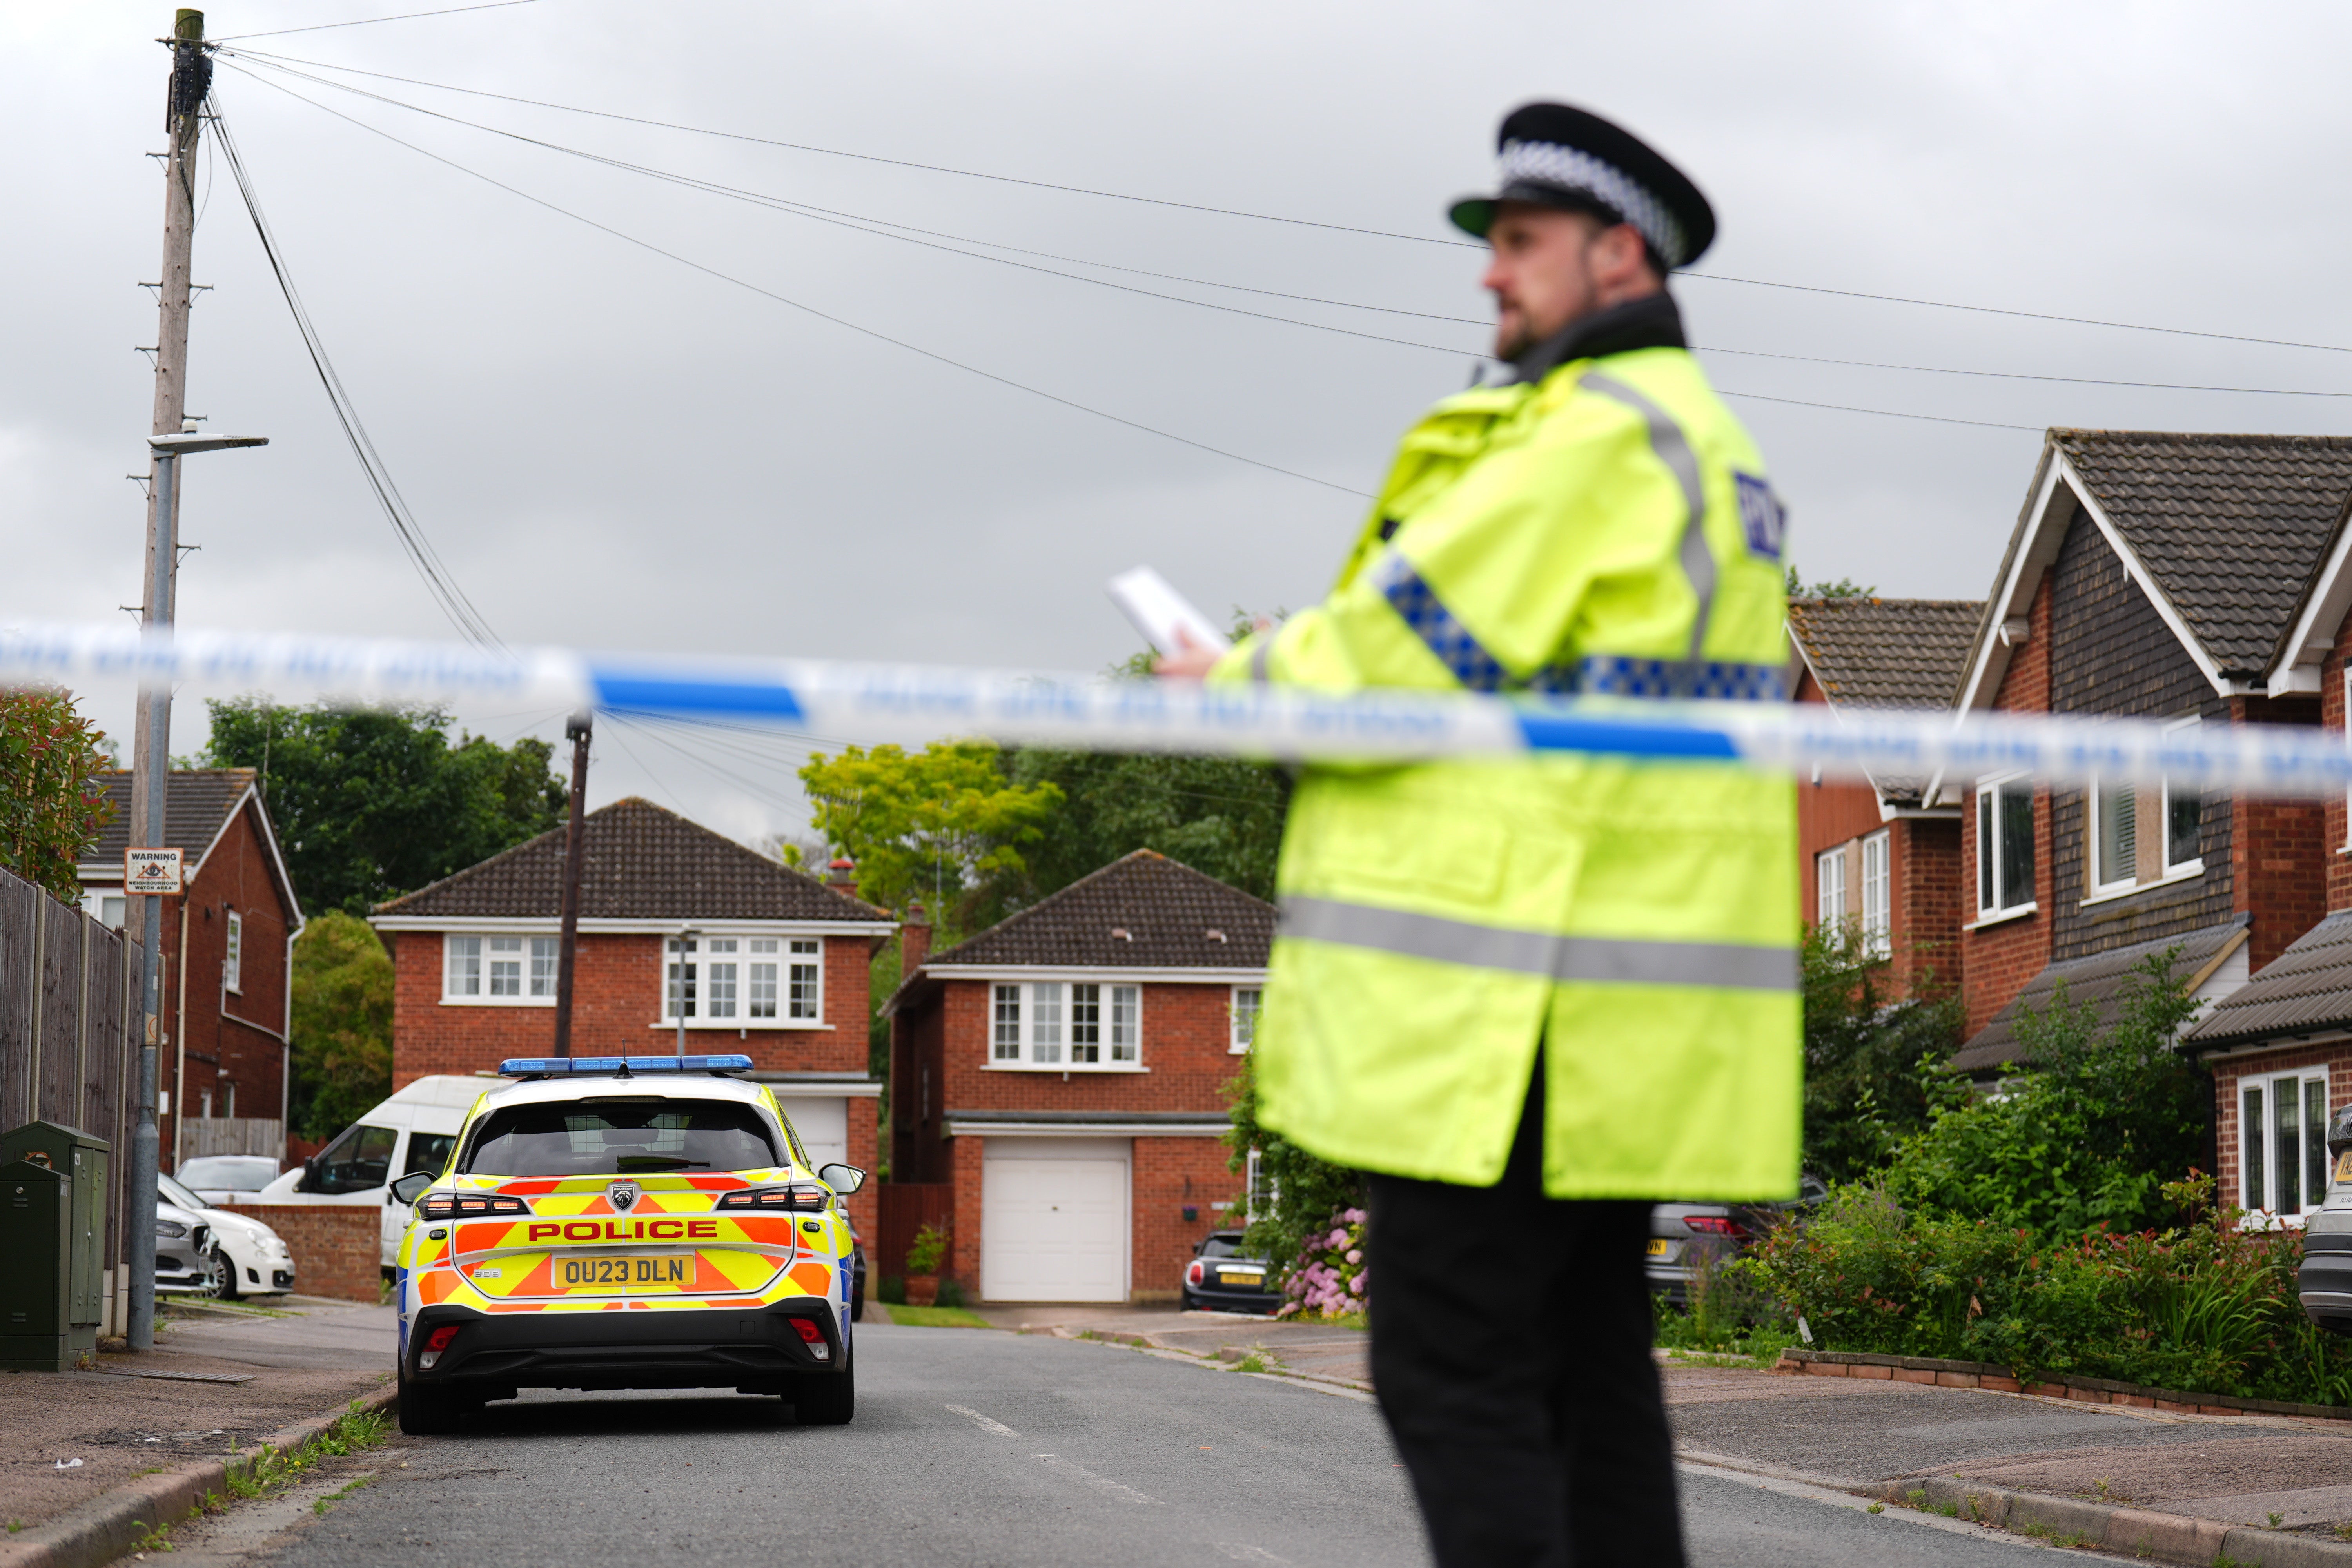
[388,929,879,1084]
[238,1204,379,1302]
[2329,617,2352,911]
[1897,817,1963,998]
[1962,575,2053,1035]
[900,973,1250,1302]
[1131,1135,1243,1303]
[158,801,296,1167]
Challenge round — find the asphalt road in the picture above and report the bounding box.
[191,1327,2122,1567]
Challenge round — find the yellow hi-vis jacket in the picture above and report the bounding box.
[1209,298,1800,1200]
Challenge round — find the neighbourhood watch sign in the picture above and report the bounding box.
[124,848,183,895]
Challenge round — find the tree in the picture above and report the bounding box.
[287,910,394,1141]
[793,740,1063,922]
[0,687,116,904]
[985,748,1290,915]
[1785,567,1878,599]
[203,699,566,914]
[1879,949,2209,1236]
[1801,924,1965,1183]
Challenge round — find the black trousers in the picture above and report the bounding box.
[1369,1078,1684,1568]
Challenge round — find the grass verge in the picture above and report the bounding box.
[884,1304,994,1329]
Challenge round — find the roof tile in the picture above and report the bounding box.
[924,851,1272,971]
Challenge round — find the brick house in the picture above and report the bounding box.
[1937,433,2341,1119]
[76,768,303,1169]
[368,797,895,1236]
[1787,596,1980,998]
[884,850,1270,1304]
[2175,504,2352,1223]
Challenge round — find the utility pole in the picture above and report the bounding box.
[126,6,210,1356]
[550,711,592,1058]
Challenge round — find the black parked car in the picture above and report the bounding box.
[1183,1231,1281,1315]
[1647,1175,1827,1306]
[849,1224,867,1323]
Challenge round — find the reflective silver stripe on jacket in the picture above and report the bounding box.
[1250,637,1274,685]
[1532,654,1786,702]
[1279,895,1797,991]
[1579,372,1713,662]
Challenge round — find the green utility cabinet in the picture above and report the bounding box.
[0,1121,111,1371]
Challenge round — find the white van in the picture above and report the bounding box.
[250,1076,505,1268]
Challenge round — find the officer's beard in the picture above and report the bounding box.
[1494,248,1602,365]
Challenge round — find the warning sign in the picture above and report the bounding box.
[124,848,183,895]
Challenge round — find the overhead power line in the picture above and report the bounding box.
[219,63,1374,497]
[222,53,1482,359]
[221,47,1477,247]
[212,1,549,43]
[222,47,2352,362]
[209,104,506,648]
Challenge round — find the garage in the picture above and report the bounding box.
[980,1137,1130,1302]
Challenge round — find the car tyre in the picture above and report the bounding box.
[194,1248,230,1300]
[851,1289,864,1323]
[397,1364,471,1436]
[793,1348,855,1426]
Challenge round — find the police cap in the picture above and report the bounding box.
[1449,102,1715,271]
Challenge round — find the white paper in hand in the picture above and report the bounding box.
[1106,566,1230,655]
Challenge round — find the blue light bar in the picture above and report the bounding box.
[497,1055,755,1078]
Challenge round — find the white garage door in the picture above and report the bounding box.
[775,1096,849,1173]
[982,1138,1129,1302]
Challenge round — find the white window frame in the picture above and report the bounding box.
[1975,771,2037,919]
[2160,715,2205,877]
[1858,832,1891,958]
[1230,985,1263,1054]
[2087,775,2139,895]
[659,935,826,1029]
[440,932,564,1006]
[2240,1068,2331,1225]
[1817,846,1847,931]
[223,910,243,993]
[986,980,1144,1071]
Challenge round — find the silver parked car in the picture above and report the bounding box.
[1648,1175,1827,1306]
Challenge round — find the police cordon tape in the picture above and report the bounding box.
[4,618,2347,797]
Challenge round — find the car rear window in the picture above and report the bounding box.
[1200,1234,1246,1259]
[177,1156,277,1190]
[462,1099,779,1177]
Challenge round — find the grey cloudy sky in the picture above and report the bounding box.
[8,1,2352,848]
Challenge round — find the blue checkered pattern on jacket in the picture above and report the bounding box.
[1533,654,1786,702]
[1371,551,1510,692]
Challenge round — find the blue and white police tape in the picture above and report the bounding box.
[3,618,2347,797]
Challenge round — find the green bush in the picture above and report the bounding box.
[905,1223,948,1275]
[1800,924,1965,1183]
[1748,1175,2352,1403]
[1877,951,2207,1237]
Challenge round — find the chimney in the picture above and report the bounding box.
[901,901,931,975]
[826,857,857,898]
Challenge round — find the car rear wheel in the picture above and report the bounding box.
[397,1364,475,1436]
[793,1350,855,1426]
[193,1249,229,1300]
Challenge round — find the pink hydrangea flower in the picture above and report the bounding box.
[1327,1228,1349,1250]
[1345,1248,1362,1265]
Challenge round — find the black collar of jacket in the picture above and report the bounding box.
[1507,290,1686,385]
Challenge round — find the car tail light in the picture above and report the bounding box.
[419,1324,462,1370]
[419,1193,530,1219]
[789,1316,831,1361]
[716,1185,829,1212]
[1185,1260,1205,1287]
[1682,1215,1750,1241]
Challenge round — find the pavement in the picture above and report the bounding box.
[0,1296,393,1537]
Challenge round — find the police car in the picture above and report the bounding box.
[388,1055,864,1434]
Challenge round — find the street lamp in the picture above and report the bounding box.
[127,428,267,1354]
[673,926,701,1056]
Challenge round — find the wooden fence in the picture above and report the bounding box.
[876,1181,953,1280]
[181,1116,286,1159]
[0,865,145,1336]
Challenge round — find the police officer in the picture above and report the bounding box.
[1159,104,1798,1566]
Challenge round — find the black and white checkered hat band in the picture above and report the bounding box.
[1498,139,1688,267]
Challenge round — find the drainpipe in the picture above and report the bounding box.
[172,899,190,1175]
